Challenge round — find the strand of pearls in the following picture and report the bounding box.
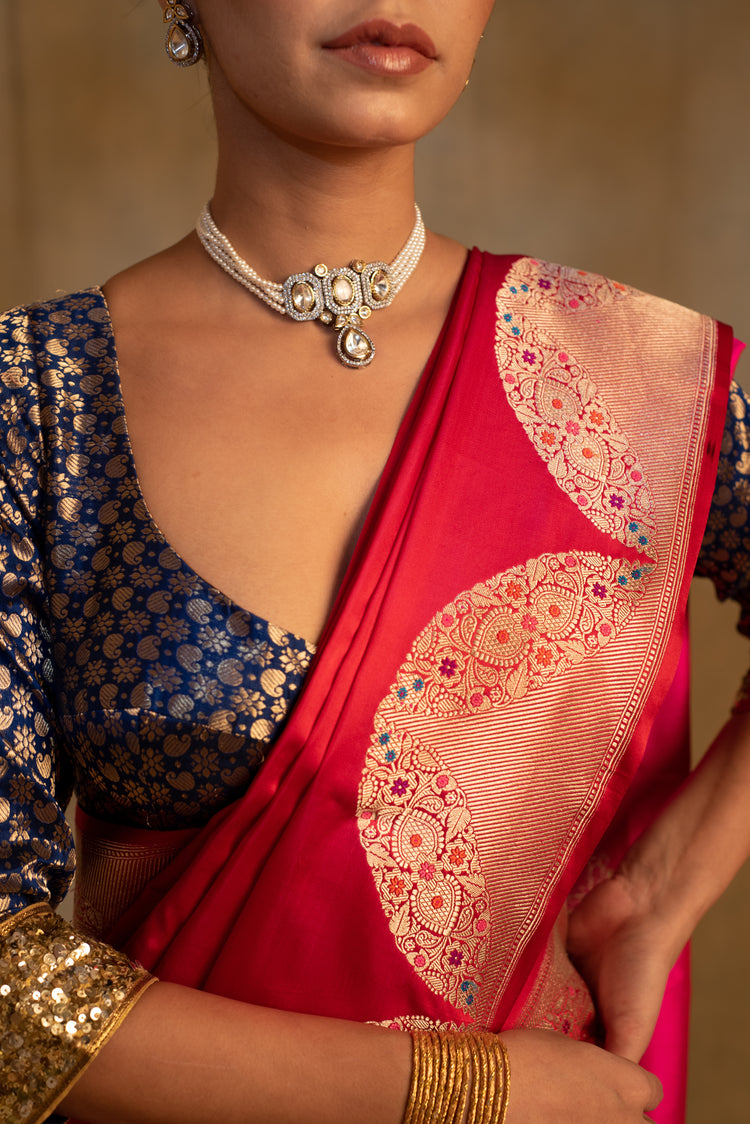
[195,204,425,314]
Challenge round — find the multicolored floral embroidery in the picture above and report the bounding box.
[515,913,598,1040]
[358,259,665,1022]
[357,722,491,1018]
[496,260,657,557]
[356,546,652,1016]
[388,551,652,718]
[502,258,631,316]
[371,1015,462,1032]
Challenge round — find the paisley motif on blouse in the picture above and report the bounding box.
[695,383,750,632]
[693,380,750,713]
[0,291,315,919]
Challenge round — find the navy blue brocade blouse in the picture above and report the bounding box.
[0,290,315,918]
[0,290,746,917]
[694,381,750,633]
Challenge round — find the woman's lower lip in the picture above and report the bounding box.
[324,43,433,76]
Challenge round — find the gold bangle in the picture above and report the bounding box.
[466,1032,488,1124]
[414,1030,440,1124]
[425,1031,444,1123]
[444,1032,469,1123]
[404,1029,511,1124]
[432,1033,452,1120]
[410,1030,430,1124]
[499,1038,511,1123]
[474,1034,510,1124]
[482,1034,499,1124]
[402,1031,421,1124]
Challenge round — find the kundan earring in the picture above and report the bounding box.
[164,3,204,67]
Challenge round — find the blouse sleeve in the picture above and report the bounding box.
[694,379,750,711]
[0,304,155,1124]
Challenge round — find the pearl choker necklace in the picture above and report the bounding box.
[196,203,426,368]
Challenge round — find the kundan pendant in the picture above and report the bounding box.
[195,203,427,370]
[338,323,376,368]
[280,259,391,367]
[164,3,203,67]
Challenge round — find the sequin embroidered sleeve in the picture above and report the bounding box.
[695,380,750,711]
[0,905,155,1121]
[0,306,154,1123]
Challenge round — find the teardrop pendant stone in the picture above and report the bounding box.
[342,327,373,363]
[168,25,191,61]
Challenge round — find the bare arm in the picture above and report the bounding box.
[569,710,750,1060]
[60,982,661,1124]
[60,982,413,1124]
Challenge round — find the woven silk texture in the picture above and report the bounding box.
[0,271,745,1119]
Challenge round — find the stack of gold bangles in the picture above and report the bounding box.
[404,1030,511,1124]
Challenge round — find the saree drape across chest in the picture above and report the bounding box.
[79,252,731,1121]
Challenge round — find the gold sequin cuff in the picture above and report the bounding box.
[0,902,157,1124]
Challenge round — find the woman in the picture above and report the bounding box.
[0,2,748,1121]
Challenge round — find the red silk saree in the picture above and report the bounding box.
[75,250,733,1122]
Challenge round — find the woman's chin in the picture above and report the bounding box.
[290,95,460,152]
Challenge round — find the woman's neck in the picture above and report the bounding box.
[208,109,420,282]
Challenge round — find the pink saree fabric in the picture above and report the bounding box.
[76,251,733,1123]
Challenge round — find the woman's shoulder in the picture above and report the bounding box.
[0,287,117,415]
[0,287,111,372]
[0,289,117,485]
[2,286,107,324]
[480,251,732,371]
[480,251,694,314]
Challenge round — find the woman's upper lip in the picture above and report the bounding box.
[322,19,438,59]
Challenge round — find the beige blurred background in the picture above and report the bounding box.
[1,0,748,1118]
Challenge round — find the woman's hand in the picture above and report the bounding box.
[568,710,750,1063]
[566,873,674,1061]
[501,1028,662,1123]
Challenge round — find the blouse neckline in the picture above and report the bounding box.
[86,284,318,652]
[85,250,479,654]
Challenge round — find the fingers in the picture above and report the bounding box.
[641,1066,664,1112]
[595,951,671,1061]
[619,1055,663,1114]
[605,1017,655,1063]
[500,1027,664,1123]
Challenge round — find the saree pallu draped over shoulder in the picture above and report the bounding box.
[75,251,733,1124]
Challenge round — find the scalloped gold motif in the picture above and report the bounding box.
[357,723,491,1018]
[387,551,652,719]
[358,261,660,1020]
[495,259,657,556]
